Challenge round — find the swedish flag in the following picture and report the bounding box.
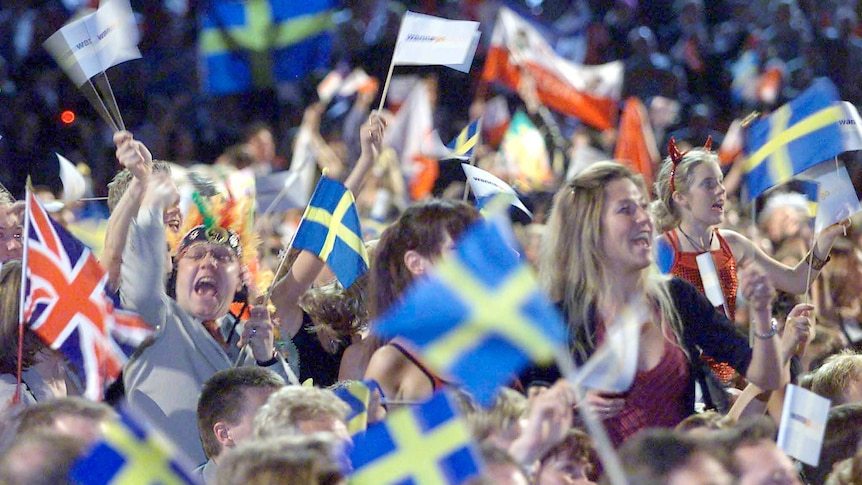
[292,176,368,288]
[374,221,567,404]
[350,391,483,485]
[332,379,380,435]
[70,407,198,485]
[446,119,481,159]
[797,180,820,219]
[198,0,334,95]
[744,78,845,200]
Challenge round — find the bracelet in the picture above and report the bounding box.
[753,318,778,340]
[257,350,279,367]
[808,249,831,271]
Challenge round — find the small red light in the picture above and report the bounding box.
[61,110,76,124]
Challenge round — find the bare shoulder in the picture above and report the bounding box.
[365,344,409,377]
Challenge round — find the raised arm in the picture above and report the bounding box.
[101,131,153,292]
[119,171,178,329]
[724,224,844,295]
[270,113,386,336]
[736,264,784,391]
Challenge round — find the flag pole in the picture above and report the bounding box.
[555,348,629,485]
[377,56,397,113]
[462,117,482,202]
[15,184,34,405]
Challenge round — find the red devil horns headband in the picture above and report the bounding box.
[668,136,713,194]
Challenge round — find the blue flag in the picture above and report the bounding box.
[292,176,368,288]
[70,406,200,484]
[199,0,334,95]
[333,379,382,435]
[374,221,567,404]
[743,78,845,200]
[446,119,481,159]
[350,391,483,484]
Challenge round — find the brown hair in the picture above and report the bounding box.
[370,199,480,318]
[0,261,44,373]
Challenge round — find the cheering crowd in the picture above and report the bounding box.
[4,0,862,484]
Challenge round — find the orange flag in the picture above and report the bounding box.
[614,97,659,186]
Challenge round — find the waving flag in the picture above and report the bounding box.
[199,0,334,95]
[350,391,483,485]
[292,176,368,288]
[461,163,532,219]
[392,11,481,73]
[614,97,659,186]
[374,221,567,404]
[446,119,481,160]
[70,406,199,485]
[482,7,622,130]
[500,111,553,190]
[797,161,862,233]
[743,78,845,200]
[21,191,151,400]
[333,379,381,435]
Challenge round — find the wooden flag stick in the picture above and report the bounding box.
[377,56,397,113]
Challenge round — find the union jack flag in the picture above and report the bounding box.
[21,191,152,400]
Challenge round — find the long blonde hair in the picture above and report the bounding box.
[540,162,686,362]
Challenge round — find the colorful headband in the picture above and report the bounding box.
[177,225,242,258]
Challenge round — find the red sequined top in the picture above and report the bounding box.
[597,322,690,448]
[666,228,739,384]
[665,229,738,320]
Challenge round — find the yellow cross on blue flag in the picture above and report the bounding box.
[69,406,200,485]
[198,0,334,95]
[743,77,845,200]
[292,175,368,288]
[446,118,481,159]
[332,379,381,435]
[349,391,483,485]
[373,220,567,404]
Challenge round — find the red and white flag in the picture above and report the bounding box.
[482,7,622,130]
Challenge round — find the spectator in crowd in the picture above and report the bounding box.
[717,417,803,485]
[269,113,385,387]
[540,161,782,447]
[804,349,862,405]
[116,132,292,464]
[363,199,481,404]
[195,367,285,483]
[216,434,346,485]
[0,261,80,413]
[252,385,351,447]
[617,428,734,485]
[534,428,600,485]
[7,397,115,448]
[801,402,862,484]
[0,431,87,485]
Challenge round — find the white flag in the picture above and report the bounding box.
[392,11,481,73]
[839,101,862,152]
[461,163,532,219]
[43,0,140,86]
[571,303,642,393]
[696,252,726,309]
[777,384,830,466]
[57,153,86,205]
[797,160,862,233]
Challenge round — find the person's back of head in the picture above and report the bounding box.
[0,431,87,485]
[370,198,480,317]
[216,433,346,485]
[801,402,862,484]
[0,261,44,375]
[197,366,285,460]
[617,428,732,485]
[808,349,862,405]
[253,386,350,440]
[14,397,116,446]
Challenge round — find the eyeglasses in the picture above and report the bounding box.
[182,245,236,264]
